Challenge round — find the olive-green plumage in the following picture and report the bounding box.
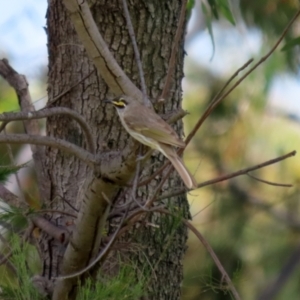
[105,95,197,189]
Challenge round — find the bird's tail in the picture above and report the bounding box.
[160,145,197,189]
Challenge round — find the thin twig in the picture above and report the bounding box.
[130,156,148,210]
[0,107,96,153]
[121,0,148,105]
[184,8,300,149]
[141,7,300,180]
[159,0,188,102]
[184,218,241,300]
[157,151,296,201]
[46,70,95,107]
[151,208,241,299]
[184,58,254,147]
[109,205,241,300]
[144,165,174,208]
[56,150,144,280]
[247,173,292,187]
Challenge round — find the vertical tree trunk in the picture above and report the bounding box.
[43,0,190,298]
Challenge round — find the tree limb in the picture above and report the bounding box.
[62,0,143,102]
[0,108,96,154]
[0,58,50,203]
[0,134,97,167]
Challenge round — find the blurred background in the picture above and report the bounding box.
[1,1,300,299]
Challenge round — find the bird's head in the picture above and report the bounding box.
[105,95,131,110]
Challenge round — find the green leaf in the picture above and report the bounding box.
[281,37,300,52]
[208,0,219,19]
[216,0,236,25]
[201,1,215,60]
[187,0,195,13]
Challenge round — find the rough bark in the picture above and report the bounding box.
[42,0,190,298]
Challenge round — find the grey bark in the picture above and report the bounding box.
[41,0,190,299]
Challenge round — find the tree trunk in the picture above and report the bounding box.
[43,0,190,298]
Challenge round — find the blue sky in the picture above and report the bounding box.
[0,1,47,78]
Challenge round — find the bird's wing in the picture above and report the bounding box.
[124,106,185,148]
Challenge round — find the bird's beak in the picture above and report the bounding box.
[104,99,112,104]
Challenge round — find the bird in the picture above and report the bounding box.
[105,95,197,189]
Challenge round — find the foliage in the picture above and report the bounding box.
[0,235,41,300]
[77,264,146,300]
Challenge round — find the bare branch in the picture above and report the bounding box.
[57,198,127,280]
[184,58,254,147]
[55,152,143,280]
[31,216,69,243]
[0,107,96,154]
[184,8,300,148]
[62,0,143,102]
[184,219,241,300]
[46,70,94,107]
[52,175,113,299]
[159,0,188,102]
[110,206,241,300]
[121,0,149,105]
[247,173,292,187]
[0,134,97,167]
[0,58,50,202]
[144,165,174,208]
[157,151,296,201]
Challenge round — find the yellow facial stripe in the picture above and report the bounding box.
[112,100,126,108]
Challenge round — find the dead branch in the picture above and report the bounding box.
[184,58,254,147]
[247,173,292,187]
[184,218,241,300]
[31,216,69,243]
[121,0,148,104]
[0,58,49,202]
[159,0,188,102]
[46,70,94,107]
[0,107,96,154]
[0,134,97,167]
[157,151,296,201]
